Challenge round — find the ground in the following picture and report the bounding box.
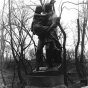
[0,61,19,88]
[0,59,88,88]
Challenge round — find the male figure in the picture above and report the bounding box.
[31,5,49,71]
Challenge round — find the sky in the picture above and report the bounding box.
[0,0,86,50]
[0,1,4,10]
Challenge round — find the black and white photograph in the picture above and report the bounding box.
[0,0,88,88]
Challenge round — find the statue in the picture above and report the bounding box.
[31,2,62,71]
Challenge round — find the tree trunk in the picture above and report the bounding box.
[80,18,87,85]
[75,19,83,79]
[17,59,24,83]
[80,18,86,63]
[58,20,68,86]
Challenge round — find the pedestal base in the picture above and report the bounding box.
[26,65,63,87]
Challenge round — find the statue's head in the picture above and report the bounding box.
[35,5,42,14]
[44,3,52,13]
[33,5,42,19]
[34,2,53,14]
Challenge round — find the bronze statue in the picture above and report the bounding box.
[31,2,62,71]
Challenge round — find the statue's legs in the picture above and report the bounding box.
[36,50,42,71]
[49,32,62,65]
[36,39,44,71]
[47,39,62,66]
[53,49,62,65]
[53,39,62,65]
[46,42,54,68]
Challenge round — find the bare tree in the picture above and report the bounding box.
[0,0,7,87]
[0,0,37,84]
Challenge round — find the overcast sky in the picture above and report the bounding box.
[0,0,81,25]
[0,0,86,50]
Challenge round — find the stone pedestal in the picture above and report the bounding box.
[26,75,64,87]
[26,68,63,87]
